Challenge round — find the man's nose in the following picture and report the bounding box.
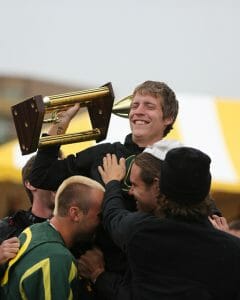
[134,104,145,114]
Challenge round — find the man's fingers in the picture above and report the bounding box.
[5,237,19,243]
[119,157,126,171]
[5,252,17,259]
[102,156,108,169]
[98,165,104,176]
[3,237,20,245]
[111,154,118,164]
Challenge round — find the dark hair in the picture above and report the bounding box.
[134,152,162,186]
[21,155,36,204]
[133,81,179,137]
[155,194,213,221]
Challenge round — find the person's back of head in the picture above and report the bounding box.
[53,176,105,244]
[22,155,36,204]
[22,155,55,219]
[54,175,105,217]
[133,81,179,137]
[159,147,212,220]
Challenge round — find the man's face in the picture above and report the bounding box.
[129,163,158,213]
[129,92,173,147]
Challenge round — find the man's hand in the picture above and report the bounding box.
[0,237,20,264]
[208,214,229,233]
[48,103,80,136]
[98,154,126,185]
[78,248,105,283]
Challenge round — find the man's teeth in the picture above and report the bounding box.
[135,120,147,124]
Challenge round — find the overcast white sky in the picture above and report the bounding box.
[0,0,239,99]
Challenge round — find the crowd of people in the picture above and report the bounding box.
[1,80,240,299]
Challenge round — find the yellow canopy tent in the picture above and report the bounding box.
[170,95,240,194]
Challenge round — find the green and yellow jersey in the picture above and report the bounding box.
[1,221,80,300]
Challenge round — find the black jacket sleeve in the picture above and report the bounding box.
[102,180,150,252]
[29,142,123,191]
[29,144,101,191]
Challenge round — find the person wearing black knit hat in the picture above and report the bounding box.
[144,146,217,224]
[160,147,211,205]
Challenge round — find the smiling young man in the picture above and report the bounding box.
[128,152,161,213]
[129,84,177,147]
[29,81,179,282]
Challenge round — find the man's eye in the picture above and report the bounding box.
[146,104,155,109]
[131,103,138,109]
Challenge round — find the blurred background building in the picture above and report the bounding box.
[0,76,87,217]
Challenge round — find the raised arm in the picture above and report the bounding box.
[47,103,80,136]
[99,154,148,251]
[29,104,94,191]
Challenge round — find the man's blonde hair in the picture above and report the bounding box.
[54,176,105,216]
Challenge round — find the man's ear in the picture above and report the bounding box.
[163,116,174,126]
[24,180,36,192]
[69,206,83,222]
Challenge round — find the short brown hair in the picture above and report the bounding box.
[54,176,105,217]
[155,194,213,221]
[133,81,179,137]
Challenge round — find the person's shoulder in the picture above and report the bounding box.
[221,230,240,246]
[0,217,9,226]
[21,223,74,256]
[19,222,61,246]
[209,226,240,252]
[122,211,155,233]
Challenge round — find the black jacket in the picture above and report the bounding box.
[0,210,46,243]
[102,180,240,300]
